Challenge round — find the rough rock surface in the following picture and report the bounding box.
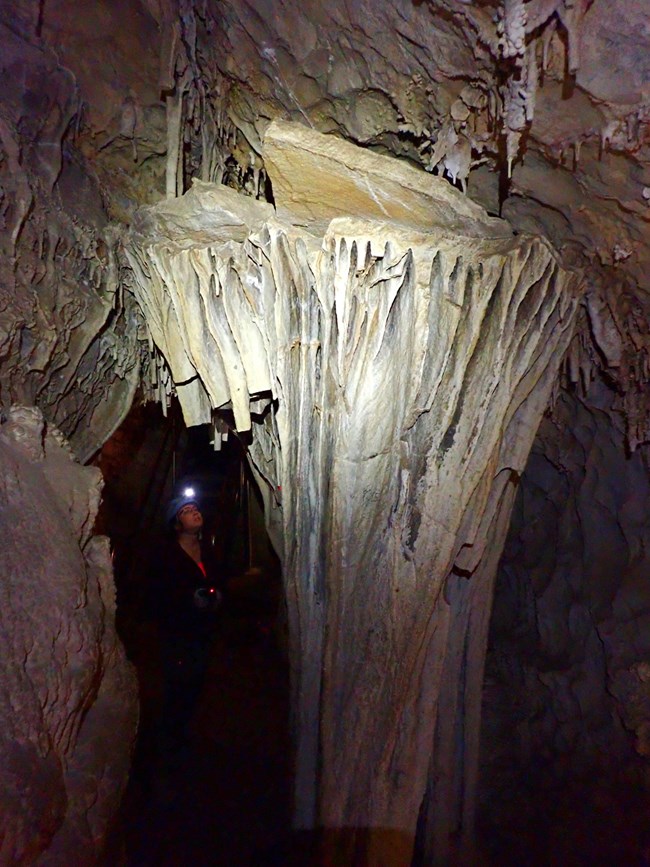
[0,407,138,866]
[173,0,650,359]
[480,382,650,863]
[9,0,644,445]
[0,10,145,461]
[126,120,579,862]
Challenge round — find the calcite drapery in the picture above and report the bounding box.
[126,121,579,862]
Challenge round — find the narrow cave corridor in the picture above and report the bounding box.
[97,404,293,866]
[93,396,650,867]
[113,596,292,867]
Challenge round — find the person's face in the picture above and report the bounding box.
[176,502,203,533]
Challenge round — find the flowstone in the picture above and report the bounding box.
[126,120,579,863]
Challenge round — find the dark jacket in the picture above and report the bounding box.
[155,537,223,640]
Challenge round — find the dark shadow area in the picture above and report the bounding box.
[111,593,292,867]
[477,393,650,867]
[475,770,650,867]
[96,400,293,866]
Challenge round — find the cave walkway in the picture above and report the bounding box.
[105,570,292,867]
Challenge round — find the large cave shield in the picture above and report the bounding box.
[126,121,579,864]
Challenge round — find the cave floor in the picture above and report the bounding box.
[104,564,650,867]
[105,571,294,867]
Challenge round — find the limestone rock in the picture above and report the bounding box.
[482,382,650,858]
[262,120,509,237]
[0,0,649,860]
[4,0,650,445]
[126,121,579,862]
[0,407,138,866]
[0,18,143,462]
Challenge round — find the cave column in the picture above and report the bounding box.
[126,121,580,865]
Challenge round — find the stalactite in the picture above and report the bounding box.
[524,45,538,123]
[557,0,592,74]
[541,17,557,71]
[526,0,564,34]
[495,0,592,177]
[166,90,183,198]
[574,138,583,167]
[499,0,527,60]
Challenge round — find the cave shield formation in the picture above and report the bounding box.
[127,120,579,862]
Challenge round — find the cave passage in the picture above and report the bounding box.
[97,402,294,866]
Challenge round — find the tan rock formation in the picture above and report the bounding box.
[127,120,579,862]
[0,407,138,865]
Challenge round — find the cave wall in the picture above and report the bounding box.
[0,11,156,863]
[0,407,138,865]
[0,8,150,462]
[480,380,650,863]
[160,0,650,305]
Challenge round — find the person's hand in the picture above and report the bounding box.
[193,587,222,609]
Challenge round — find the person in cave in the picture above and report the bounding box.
[154,489,224,766]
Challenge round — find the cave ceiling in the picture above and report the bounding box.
[37,0,650,278]
[2,0,650,447]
